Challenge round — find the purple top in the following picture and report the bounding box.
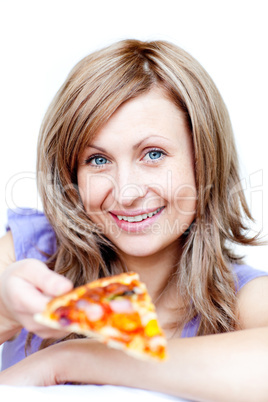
[1,208,268,370]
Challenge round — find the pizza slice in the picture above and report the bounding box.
[34,272,167,361]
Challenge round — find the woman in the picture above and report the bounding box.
[0,39,268,401]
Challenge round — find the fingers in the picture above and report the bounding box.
[19,309,73,339]
[7,276,51,315]
[0,258,74,338]
[15,258,73,297]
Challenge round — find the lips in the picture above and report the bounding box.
[109,206,165,232]
[110,206,164,221]
[115,207,164,223]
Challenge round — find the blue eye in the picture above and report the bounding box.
[94,156,108,165]
[86,155,109,166]
[148,150,162,160]
[143,149,165,162]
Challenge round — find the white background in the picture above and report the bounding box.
[0,0,267,271]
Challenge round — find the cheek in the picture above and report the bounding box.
[169,164,197,216]
[173,184,197,215]
[77,170,114,212]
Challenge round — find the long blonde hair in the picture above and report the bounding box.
[36,39,259,343]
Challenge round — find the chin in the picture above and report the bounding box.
[112,238,169,260]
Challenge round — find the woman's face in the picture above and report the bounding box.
[77,87,196,260]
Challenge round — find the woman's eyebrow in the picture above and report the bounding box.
[88,135,172,153]
[87,144,107,153]
[133,135,172,150]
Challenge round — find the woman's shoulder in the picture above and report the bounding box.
[234,263,268,329]
[233,263,268,291]
[5,208,57,262]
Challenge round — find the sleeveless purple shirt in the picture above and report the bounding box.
[1,208,268,370]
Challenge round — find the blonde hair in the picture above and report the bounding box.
[35,39,259,347]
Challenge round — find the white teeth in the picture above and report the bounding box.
[117,207,162,223]
[134,215,143,222]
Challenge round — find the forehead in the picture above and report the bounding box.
[90,88,189,146]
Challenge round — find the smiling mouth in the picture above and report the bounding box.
[113,207,165,223]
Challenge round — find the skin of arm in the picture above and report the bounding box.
[0,327,268,402]
[56,328,268,402]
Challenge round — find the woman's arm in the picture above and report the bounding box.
[53,329,268,402]
[0,328,268,402]
[66,328,268,402]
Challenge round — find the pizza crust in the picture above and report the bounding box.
[34,312,161,361]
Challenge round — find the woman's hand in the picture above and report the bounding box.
[0,338,139,387]
[0,258,73,341]
[0,342,63,386]
[0,339,105,386]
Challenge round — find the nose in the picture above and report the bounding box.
[113,167,148,207]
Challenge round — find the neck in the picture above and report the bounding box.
[119,241,181,303]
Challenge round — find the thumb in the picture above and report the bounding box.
[16,258,73,297]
